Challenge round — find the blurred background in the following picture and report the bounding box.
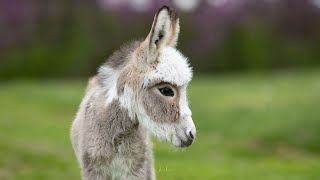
[0,0,320,179]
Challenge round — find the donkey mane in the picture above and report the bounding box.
[104,40,141,69]
[97,40,141,87]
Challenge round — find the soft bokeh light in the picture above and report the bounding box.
[311,0,320,8]
[173,0,200,11]
[207,0,229,7]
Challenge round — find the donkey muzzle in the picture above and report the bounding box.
[180,127,196,147]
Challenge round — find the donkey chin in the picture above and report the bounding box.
[137,112,196,148]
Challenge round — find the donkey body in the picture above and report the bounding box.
[71,6,196,180]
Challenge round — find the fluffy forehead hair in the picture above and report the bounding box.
[142,47,193,88]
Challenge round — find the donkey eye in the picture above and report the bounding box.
[159,87,174,97]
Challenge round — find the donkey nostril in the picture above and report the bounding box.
[189,131,194,140]
[186,128,195,141]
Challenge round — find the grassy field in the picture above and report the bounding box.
[1,69,320,179]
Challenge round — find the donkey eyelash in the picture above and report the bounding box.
[149,81,170,88]
[153,82,179,91]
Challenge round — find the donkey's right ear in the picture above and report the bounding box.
[139,6,180,64]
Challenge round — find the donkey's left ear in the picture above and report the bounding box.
[150,6,180,48]
[141,6,180,63]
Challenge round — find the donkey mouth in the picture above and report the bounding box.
[170,126,196,148]
[173,134,194,148]
[180,138,193,148]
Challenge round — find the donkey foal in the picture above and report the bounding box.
[71,6,196,180]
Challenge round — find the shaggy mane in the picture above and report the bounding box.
[104,40,141,69]
[97,40,142,87]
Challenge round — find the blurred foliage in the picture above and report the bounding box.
[0,0,320,79]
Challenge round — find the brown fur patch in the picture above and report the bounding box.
[140,86,180,123]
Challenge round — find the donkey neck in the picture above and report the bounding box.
[92,87,140,140]
[103,98,148,151]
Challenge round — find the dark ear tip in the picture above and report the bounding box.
[158,5,178,19]
[158,5,170,12]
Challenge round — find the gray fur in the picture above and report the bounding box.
[141,87,180,123]
[104,40,141,69]
[71,85,155,180]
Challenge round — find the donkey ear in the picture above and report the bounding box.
[141,6,180,64]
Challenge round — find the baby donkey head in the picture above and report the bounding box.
[109,6,196,147]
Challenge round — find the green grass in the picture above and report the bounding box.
[1,69,320,179]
